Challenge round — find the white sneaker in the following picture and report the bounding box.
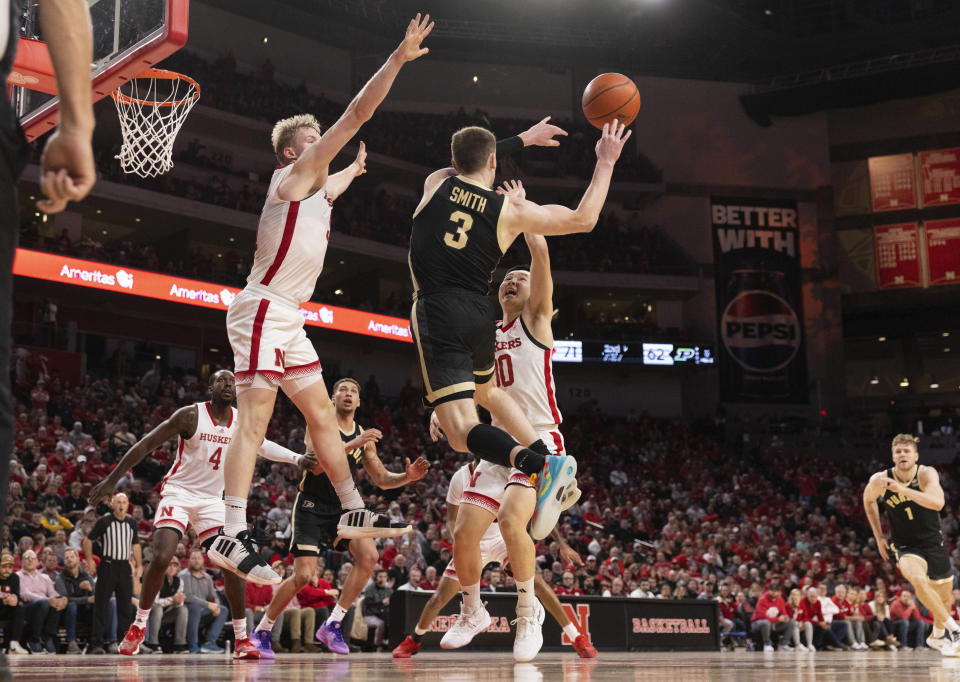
[940,630,960,656]
[763,644,775,652]
[781,645,795,651]
[207,531,281,585]
[337,508,412,540]
[440,603,491,650]
[512,599,545,662]
[802,644,815,652]
[8,641,28,654]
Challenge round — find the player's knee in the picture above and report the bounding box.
[294,567,313,589]
[497,510,527,539]
[302,396,336,427]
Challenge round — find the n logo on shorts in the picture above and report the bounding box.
[469,470,482,488]
[275,349,286,368]
[160,506,174,518]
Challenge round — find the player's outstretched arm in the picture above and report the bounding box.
[499,120,632,242]
[279,14,433,200]
[88,406,198,507]
[360,441,430,490]
[36,0,96,214]
[324,142,367,202]
[257,439,305,467]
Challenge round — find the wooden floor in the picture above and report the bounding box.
[5,650,960,681]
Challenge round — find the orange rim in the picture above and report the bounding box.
[110,68,201,108]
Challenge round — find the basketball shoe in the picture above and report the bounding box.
[529,455,578,540]
[512,599,545,662]
[441,603,492,649]
[392,635,421,658]
[233,637,261,660]
[118,625,145,656]
[208,531,281,585]
[337,509,412,540]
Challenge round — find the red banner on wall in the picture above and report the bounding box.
[869,153,917,212]
[11,249,413,343]
[874,223,921,289]
[925,218,960,286]
[919,148,960,208]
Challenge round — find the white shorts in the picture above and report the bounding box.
[443,533,509,581]
[153,490,224,543]
[460,429,565,515]
[227,287,321,387]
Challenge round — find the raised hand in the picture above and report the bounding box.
[429,411,445,443]
[38,129,96,214]
[396,13,434,63]
[353,142,367,175]
[496,179,526,200]
[357,428,383,446]
[519,116,567,148]
[88,478,115,508]
[595,118,633,165]
[404,456,431,482]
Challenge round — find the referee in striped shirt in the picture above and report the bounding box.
[83,493,141,654]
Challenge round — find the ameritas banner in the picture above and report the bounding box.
[711,197,808,404]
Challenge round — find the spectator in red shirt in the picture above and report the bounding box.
[716,584,739,633]
[796,586,843,651]
[245,581,273,634]
[554,571,583,596]
[418,566,439,591]
[889,591,929,650]
[751,580,798,651]
[830,583,855,648]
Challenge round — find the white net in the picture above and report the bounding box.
[111,70,200,178]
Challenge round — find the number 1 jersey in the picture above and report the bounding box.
[160,402,236,499]
[409,175,509,296]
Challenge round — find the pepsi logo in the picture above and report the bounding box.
[721,290,801,372]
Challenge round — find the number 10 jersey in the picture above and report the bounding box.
[493,316,562,432]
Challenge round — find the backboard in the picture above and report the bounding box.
[9,0,189,142]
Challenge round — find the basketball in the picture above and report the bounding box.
[582,73,640,130]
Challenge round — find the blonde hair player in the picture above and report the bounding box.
[862,433,960,655]
[209,15,434,585]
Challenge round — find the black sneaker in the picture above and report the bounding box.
[87,646,106,655]
[337,509,411,540]
[207,530,281,585]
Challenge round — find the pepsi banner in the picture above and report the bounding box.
[389,590,719,652]
[711,197,808,403]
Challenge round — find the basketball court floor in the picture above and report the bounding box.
[6,651,960,682]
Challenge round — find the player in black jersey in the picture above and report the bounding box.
[251,378,429,657]
[863,433,960,655]
[408,118,632,652]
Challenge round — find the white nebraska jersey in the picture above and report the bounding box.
[160,402,236,499]
[245,164,333,304]
[492,316,562,431]
[447,463,501,544]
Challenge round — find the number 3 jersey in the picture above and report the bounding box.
[409,175,509,296]
[160,402,236,499]
[492,316,562,431]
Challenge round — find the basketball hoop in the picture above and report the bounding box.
[111,68,200,178]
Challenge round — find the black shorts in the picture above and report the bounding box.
[290,492,349,557]
[891,542,953,582]
[410,290,496,408]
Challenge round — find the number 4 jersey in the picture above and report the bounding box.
[409,174,510,296]
[160,401,236,499]
[493,316,562,432]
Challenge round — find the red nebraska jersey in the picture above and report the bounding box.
[447,463,500,544]
[160,402,235,499]
[492,316,561,431]
[245,165,333,304]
